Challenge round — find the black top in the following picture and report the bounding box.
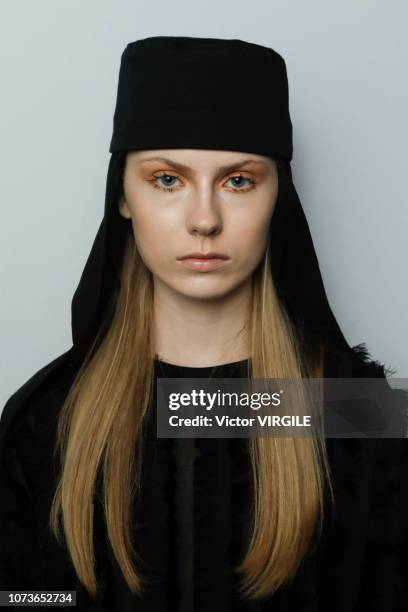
[0,356,407,611]
[149,357,252,612]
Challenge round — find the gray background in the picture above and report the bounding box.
[1,1,407,410]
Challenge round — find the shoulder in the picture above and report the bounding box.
[0,351,78,504]
[0,350,77,457]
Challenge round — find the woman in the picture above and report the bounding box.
[0,36,407,611]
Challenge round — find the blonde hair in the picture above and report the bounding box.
[50,224,333,601]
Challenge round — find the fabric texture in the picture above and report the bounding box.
[109,36,293,159]
[1,358,407,610]
[1,34,408,611]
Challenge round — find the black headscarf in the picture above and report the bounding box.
[67,35,388,376]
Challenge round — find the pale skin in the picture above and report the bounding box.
[119,149,279,367]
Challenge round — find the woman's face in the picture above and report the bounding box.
[119,149,278,300]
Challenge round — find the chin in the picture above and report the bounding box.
[171,277,244,301]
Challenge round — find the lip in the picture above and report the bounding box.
[178,252,230,260]
[177,252,230,272]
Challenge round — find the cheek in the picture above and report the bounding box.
[131,217,156,251]
[232,212,271,261]
[129,212,175,267]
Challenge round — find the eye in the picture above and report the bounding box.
[224,174,256,192]
[151,173,182,192]
[149,171,257,193]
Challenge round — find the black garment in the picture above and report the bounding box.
[1,354,407,611]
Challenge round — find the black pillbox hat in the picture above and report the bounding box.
[109,35,293,161]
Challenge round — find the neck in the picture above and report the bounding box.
[153,277,252,367]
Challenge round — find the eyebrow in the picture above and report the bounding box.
[138,156,267,176]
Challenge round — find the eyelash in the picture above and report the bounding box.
[149,172,257,193]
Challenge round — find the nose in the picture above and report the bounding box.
[186,184,223,237]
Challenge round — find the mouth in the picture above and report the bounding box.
[177,252,230,272]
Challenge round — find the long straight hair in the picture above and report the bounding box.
[50,168,333,601]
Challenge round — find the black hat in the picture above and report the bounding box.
[109,36,293,160]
